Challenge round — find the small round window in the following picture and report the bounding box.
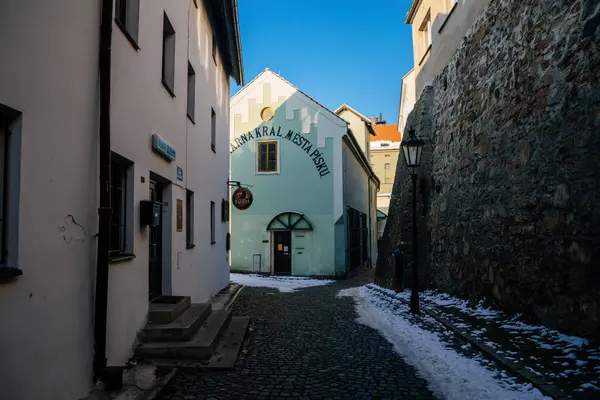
[261,107,275,122]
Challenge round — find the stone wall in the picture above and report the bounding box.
[382,0,600,338]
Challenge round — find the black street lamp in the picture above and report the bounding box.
[400,127,425,315]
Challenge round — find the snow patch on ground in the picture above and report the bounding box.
[230,273,334,292]
[396,289,502,320]
[338,287,549,400]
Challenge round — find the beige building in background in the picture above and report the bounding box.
[369,120,401,239]
[398,0,492,132]
[0,1,243,399]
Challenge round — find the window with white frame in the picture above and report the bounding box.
[257,141,278,173]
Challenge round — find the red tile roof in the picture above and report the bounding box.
[372,124,401,142]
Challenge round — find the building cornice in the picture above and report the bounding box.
[405,0,423,24]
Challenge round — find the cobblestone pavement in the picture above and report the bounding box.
[158,275,436,399]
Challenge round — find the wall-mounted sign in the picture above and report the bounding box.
[152,133,176,161]
[230,125,331,178]
[177,166,183,181]
[232,187,253,210]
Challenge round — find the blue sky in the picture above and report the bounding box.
[232,0,415,128]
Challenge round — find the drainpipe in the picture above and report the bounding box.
[93,0,113,382]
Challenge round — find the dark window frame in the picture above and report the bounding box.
[210,201,216,244]
[0,117,10,264]
[221,199,229,222]
[186,190,194,248]
[346,207,368,271]
[187,62,196,122]
[212,30,218,65]
[161,12,176,97]
[115,0,141,50]
[110,158,129,255]
[211,108,216,152]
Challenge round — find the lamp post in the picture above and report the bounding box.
[401,127,425,315]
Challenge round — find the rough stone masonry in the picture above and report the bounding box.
[379,0,600,339]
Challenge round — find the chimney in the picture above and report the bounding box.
[379,112,383,121]
[370,116,377,126]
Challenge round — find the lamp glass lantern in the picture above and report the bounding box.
[401,128,425,174]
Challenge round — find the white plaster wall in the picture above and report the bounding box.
[412,0,492,98]
[0,1,100,399]
[108,0,231,365]
[398,69,416,134]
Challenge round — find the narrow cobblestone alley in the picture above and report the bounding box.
[158,279,435,400]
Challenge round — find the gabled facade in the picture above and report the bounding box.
[229,70,378,278]
[0,1,243,398]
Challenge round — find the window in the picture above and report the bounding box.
[261,107,275,122]
[115,0,140,48]
[419,11,432,59]
[0,105,21,268]
[0,117,8,264]
[361,213,368,262]
[162,13,176,96]
[347,207,368,271]
[210,201,216,244]
[385,163,391,169]
[211,108,216,152]
[257,141,278,173]
[186,190,194,247]
[110,156,131,255]
[212,30,217,65]
[221,199,230,222]
[187,62,196,121]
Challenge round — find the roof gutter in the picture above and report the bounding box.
[231,0,244,85]
[93,0,113,383]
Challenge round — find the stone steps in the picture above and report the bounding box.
[147,316,251,370]
[148,295,191,325]
[134,290,249,369]
[134,309,233,360]
[140,303,212,343]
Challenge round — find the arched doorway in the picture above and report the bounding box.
[266,211,313,275]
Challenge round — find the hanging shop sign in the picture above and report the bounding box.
[229,125,331,178]
[232,187,253,210]
[152,133,176,161]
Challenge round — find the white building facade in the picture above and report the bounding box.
[0,0,243,399]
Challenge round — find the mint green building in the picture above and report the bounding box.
[229,69,379,278]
